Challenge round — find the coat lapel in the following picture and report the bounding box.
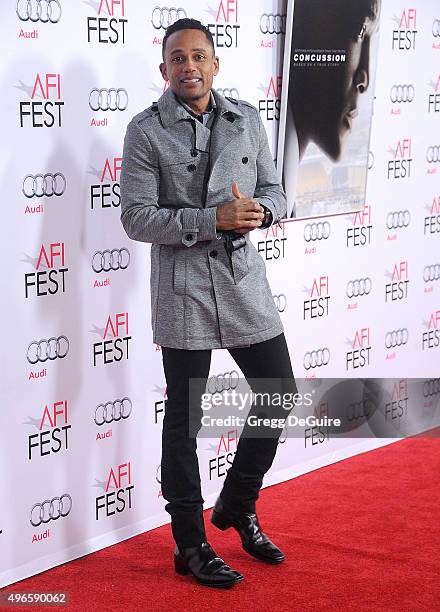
[209,89,245,169]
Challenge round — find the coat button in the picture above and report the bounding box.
[242,156,249,164]
[185,233,193,241]
[190,149,198,157]
[187,164,197,172]
[209,249,218,258]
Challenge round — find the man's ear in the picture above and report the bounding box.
[159,62,167,81]
[213,56,220,76]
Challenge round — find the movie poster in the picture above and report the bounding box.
[277,0,382,219]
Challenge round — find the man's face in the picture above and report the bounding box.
[291,0,381,161]
[160,29,219,104]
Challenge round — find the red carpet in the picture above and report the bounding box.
[2,435,439,611]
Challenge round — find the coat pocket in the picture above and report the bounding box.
[231,244,250,284]
[173,247,186,295]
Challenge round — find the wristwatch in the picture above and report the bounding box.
[261,205,273,228]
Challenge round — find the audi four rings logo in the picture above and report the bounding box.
[27,336,69,364]
[206,371,239,393]
[386,210,410,229]
[390,84,415,103]
[273,294,287,312]
[151,6,187,30]
[433,20,440,37]
[92,248,130,273]
[216,88,240,99]
[17,0,62,23]
[95,398,132,426]
[259,13,286,35]
[30,494,72,527]
[304,221,330,242]
[89,89,128,112]
[423,264,440,282]
[23,173,66,198]
[303,348,330,370]
[427,146,440,163]
[423,378,440,397]
[385,329,408,349]
[346,278,372,298]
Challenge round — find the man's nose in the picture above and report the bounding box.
[183,59,197,72]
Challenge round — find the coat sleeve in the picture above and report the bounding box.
[253,108,287,226]
[120,120,217,247]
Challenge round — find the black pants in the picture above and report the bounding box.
[160,332,296,549]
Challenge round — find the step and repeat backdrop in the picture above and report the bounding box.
[1,0,439,587]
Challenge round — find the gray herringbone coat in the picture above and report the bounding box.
[120,87,286,350]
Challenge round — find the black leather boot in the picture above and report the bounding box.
[211,497,285,564]
[174,541,244,587]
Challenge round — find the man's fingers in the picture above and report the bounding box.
[232,182,244,200]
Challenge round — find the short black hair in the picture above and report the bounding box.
[162,18,215,60]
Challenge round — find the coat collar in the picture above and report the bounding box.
[157,87,244,128]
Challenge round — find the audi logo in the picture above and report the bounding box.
[89,88,128,112]
[423,378,440,397]
[259,13,286,35]
[389,84,415,103]
[151,6,187,30]
[27,336,69,364]
[386,210,410,229]
[22,173,66,198]
[273,294,287,313]
[433,19,440,37]
[304,221,330,242]
[216,88,240,99]
[427,146,440,163]
[346,278,372,298]
[30,494,72,527]
[206,371,239,393]
[385,329,408,349]
[92,248,130,273]
[423,264,440,282]
[95,398,132,426]
[303,348,330,370]
[17,0,62,23]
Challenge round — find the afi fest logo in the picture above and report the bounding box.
[428,75,440,113]
[422,310,440,351]
[87,0,127,44]
[385,380,408,423]
[93,312,131,366]
[258,76,282,121]
[387,138,412,180]
[90,156,121,210]
[303,276,330,320]
[305,403,329,448]
[257,221,287,261]
[345,327,371,371]
[206,0,240,48]
[208,430,238,481]
[27,400,70,461]
[346,205,372,247]
[24,242,68,298]
[392,8,417,50]
[19,73,63,127]
[95,462,134,519]
[424,194,440,235]
[385,261,409,303]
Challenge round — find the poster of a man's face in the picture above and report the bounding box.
[278,0,382,219]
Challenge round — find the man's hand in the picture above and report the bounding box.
[216,182,265,233]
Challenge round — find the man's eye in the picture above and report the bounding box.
[195,54,206,61]
[172,56,184,63]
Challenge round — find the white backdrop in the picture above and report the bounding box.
[1,0,439,588]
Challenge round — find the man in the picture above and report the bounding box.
[120,18,296,588]
[282,0,381,216]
